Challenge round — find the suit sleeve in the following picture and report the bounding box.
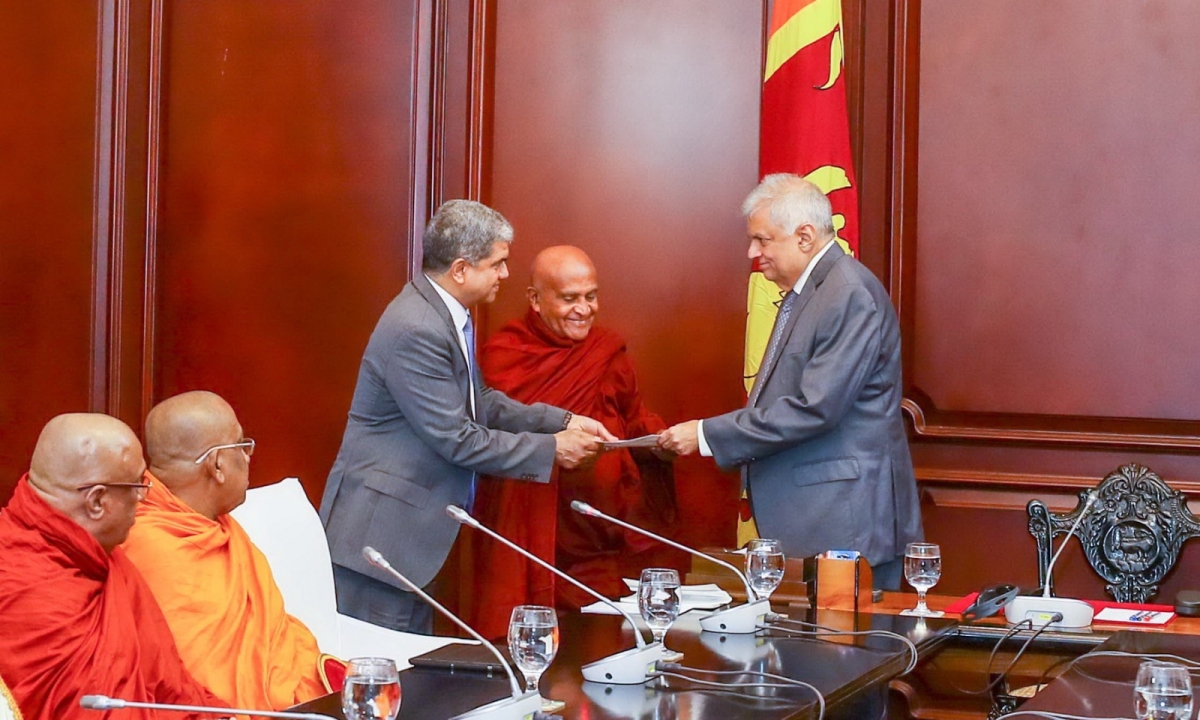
[703,283,882,467]
[479,384,568,434]
[384,318,558,479]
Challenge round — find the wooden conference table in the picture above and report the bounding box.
[293,607,959,719]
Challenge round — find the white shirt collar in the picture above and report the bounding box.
[790,238,840,298]
[425,274,470,332]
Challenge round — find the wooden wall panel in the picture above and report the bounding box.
[483,0,764,549]
[850,0,1200,603]
[913,0,1200,422]
[0,4,105,499]
[152,0,430,501]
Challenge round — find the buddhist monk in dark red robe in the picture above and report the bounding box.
[0,414,226,720]
[466,245,677,638]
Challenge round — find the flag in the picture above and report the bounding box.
[739,0,861,547]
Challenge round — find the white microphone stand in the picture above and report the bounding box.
[570,500,771,634]
[447,505,663,685]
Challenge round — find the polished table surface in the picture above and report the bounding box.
[294,606,958,719]
[1009,630,1200,717]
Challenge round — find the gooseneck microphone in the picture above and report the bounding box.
[79,695,334,719]
[446,505,662,685]
[1004,491,1099,629]
[362,547,541,720]
[570,500,770,634]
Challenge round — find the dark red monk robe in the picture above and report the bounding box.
[0,476,226,720]
[466,309,673,639]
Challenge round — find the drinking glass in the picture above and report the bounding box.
[639,568,683,662]
[900,542,944,617]
[745,538,786,601]
[1135,660,1193,720]
[507,605,559,695]
[341,657,401,720]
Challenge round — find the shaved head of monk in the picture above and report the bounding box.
[145,391,252,520]
[526,245,600,343]
[27,413,147,552]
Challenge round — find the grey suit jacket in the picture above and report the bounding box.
[704,246,922,566]
[319,274,568,588]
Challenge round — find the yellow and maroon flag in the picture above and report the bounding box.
[739,0,861,546]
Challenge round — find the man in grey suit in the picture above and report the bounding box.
[659,174,922,589]
[320,200,615,633]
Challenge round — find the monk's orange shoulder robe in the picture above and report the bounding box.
[0,475,226,720]
[122,475,325,710]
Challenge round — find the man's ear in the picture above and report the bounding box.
[526,286,540,312]
[795,224,817,252]
[211,455,227,486]
[448,258,471,285]
[82,486,106,520]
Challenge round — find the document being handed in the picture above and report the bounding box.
[599,434,661,450]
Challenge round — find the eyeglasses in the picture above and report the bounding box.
[76,478,153,501]
[194,438,256,465]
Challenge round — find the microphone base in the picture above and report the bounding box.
[1004,595,1094,629]
[581,642,663,685]
[451,690,543,720]
[699,598,772,634]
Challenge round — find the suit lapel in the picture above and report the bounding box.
[751,244,847,405]
[412,274,478,418]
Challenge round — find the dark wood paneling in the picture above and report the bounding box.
[0,3,105,499]
[152,0,431,501]
[483,0,763,548]
[891,0,1200,448]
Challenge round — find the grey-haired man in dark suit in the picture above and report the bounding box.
[659,174,922,590]
[320,200,614,633]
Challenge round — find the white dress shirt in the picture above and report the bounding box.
[426,275,476,418]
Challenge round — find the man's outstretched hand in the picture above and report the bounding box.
[658,420,700,457]
[567,413,618,443]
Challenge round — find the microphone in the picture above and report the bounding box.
[570,500,770,634]
[362,547,541,719]
[79,694,334,719]
[1004,491,1099,629]
[446,505,662,685]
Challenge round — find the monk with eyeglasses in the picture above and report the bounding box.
[122,391,325,711]
[0,413,225,720]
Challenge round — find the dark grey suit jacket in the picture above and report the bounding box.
[319,274,568,589]
[704,246,922,566]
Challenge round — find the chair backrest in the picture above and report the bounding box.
[1027,463,1200,603]
[229,477,342,653]
[0,672,21,720]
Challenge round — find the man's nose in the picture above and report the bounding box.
[748,242,761,260]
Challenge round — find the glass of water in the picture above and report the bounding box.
[508,605,559,694]
[1135,660,1193,720]
[901,542,944,617]
[639,567,683,662]
[341,657,401,720]
[745,538,786,601]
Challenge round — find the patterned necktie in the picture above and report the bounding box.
[749,291,797,406]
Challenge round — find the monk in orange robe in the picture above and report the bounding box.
[122,391,325,710]
[466,245,678,638]
[0,414,226,720]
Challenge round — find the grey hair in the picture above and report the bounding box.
[421,200,514,274]
[741,173,835,238]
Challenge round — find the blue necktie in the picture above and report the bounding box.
[749,291,796,406]
[463,314,478,511]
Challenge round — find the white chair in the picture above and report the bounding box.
[230,477,465,669]
[0,673,20,720]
